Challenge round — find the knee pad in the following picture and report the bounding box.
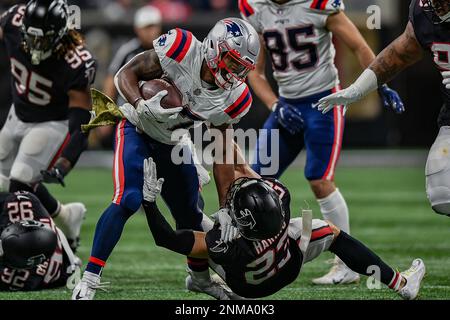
[119,188,143,213]
[426,128,450,216]
[0,174,9,192]
[10,162,35,184]
[21,128,49,157]
[0,133,13,161]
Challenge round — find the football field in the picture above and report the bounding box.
[1,166,449,300]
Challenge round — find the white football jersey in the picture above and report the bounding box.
[143,28,253,145]
[240,0,344,99]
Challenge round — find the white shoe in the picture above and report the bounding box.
[398,259,426,300]
[72,271,108,300]
[186,272,244,300]
[55,203,86,251]
[312,261,360,285]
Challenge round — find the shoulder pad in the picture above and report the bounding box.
[224,85,252,120]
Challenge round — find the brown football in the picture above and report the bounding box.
[139,78,183,109]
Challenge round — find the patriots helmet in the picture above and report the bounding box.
[226,177,285,241]
[22,0,70,64]
[202,17,260,90]
[422,0,450,24]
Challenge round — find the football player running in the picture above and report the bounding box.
[0,0,97,249]
[0,191,81,291]
[72,18,260,300]
[141,149,425,300]
[317,0,450,218]
[239,0,404,285]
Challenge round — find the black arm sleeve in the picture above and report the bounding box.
[60,107,91,167]
[142,201,195,255]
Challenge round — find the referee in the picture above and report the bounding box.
[98,5,163,147]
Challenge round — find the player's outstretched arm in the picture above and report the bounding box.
[41,89,92,186]
[369,22,423,85]
[114,50,163,108]
[142,157,209,259]
[327,12,405,114]
[316,22,423,114]
[247,35,278,110]
[212,124,237,207]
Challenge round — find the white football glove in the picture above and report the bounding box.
[143,157,164,203]
[315,86,361,114]
[136,90,183,123]
[442,71,450,90]
[315,69,379,114]
[211,208,239,243]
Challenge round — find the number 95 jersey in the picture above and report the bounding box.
[0,5,96,123]
[239,0,344,99]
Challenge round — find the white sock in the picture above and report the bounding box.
[53,202,68,225]
[317,188,350,234]
[201,213,214,232]
[189,268,211,283]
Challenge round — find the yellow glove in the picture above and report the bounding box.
[81,88,125,133]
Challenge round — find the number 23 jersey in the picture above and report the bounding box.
[205,179,302,299]
[0,5,96,123]
[240,0,344,99]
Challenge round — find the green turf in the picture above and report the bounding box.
[0,167,449,300]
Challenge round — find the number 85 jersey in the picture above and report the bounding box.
[239,0,344,99]
[0,5,96,123]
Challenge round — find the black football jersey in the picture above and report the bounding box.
[0,5,96,123]
[409,0,450,126]
[205,179,302,298]
[0,192,71,291]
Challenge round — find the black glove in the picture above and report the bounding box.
[41,158,71,187]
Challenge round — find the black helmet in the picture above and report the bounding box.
[22,0,69,64]
[226,177,285,241]
[0,220,57,269]
[422,0,450,24]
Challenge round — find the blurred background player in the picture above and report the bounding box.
[141,155,426,300]
[96,5,162,148]
[317,0,450,218]
[0,0,97,249]
[72,18,260,300]
[0,191,81,291]
[239,0,404,284]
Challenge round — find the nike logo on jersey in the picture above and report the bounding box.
[85,60,95,68]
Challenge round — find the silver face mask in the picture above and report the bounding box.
[202,17,260,90]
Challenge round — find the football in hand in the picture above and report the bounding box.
[139,78,183,109]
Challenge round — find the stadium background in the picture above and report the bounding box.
[0,0,448,300]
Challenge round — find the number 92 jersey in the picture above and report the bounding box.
[0,192,69,291]
[239,0,344,99]
[0,5,97,123]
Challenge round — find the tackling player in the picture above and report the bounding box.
[72,18,260,300]
[317,0,450,218]
[0,191,80,291]
[239,0,405,284]
[141,154,425,300]
[0,0,97,249]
